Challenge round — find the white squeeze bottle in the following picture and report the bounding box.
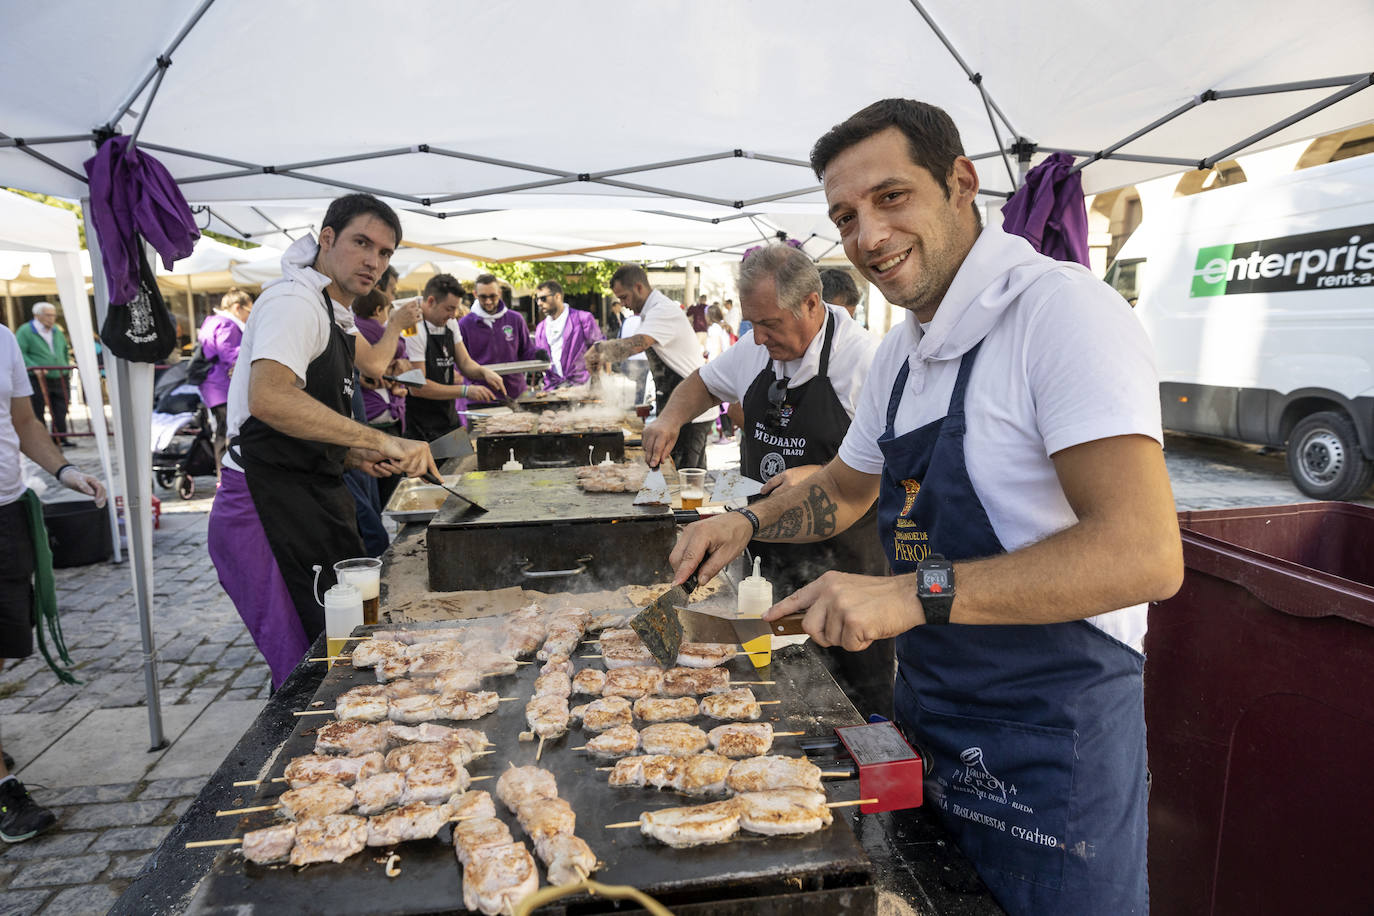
[737,558,774,668]
[502,448,524,471]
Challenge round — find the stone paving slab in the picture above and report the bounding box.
[146,699,265,780]
[18,705,205,788]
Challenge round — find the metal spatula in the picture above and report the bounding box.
[629,570,698,666]
[634,464,670,506]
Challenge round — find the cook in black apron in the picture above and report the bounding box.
[231,289,366,641]
[405,322,461,443]
[876,340,1148,915]
[644,347,710,470]
[740,312,894,718]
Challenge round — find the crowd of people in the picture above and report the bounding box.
[0,96,1183,916]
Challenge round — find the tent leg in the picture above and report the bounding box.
[83,209,166,751]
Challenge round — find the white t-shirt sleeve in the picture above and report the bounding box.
[5,330,30,398]
[837,327,907,475]
[405,331,425,363]
[698,331,766,403]
[632,305,680,350]
[1023,272,1163,456]
[247,291,331,384]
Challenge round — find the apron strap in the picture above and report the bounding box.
[945,339,985,423]
[883,360,911,437]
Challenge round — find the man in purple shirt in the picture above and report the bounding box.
[532,280,603,389]
[197,288,253,468]
[457,273,545,401]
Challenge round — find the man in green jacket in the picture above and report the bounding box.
[15,303,70,447]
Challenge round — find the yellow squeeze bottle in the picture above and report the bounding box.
[736,557,774,669]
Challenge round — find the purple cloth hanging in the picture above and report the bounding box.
[83,136,200,304]
[1000,151,1090,267]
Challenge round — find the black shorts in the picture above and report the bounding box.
[0,500,35,659]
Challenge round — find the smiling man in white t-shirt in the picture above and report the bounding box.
[668,99,1182,916]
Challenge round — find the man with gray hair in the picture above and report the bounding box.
[641,243,891,715]
[15,303,71,446]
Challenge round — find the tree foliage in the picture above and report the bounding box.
[3,188,255,252]
[475,260,624,296]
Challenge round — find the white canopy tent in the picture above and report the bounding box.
[1,0,1370,744]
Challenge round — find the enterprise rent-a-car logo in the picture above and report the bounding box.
[1191,224,1374,297]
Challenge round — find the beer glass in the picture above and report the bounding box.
[680,468,707,510]
[335,557,383,625]
[323,583,363,666]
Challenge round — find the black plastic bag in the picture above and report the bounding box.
[100,239,178,363]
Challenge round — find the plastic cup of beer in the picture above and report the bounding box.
[323,583,363,667]
[335,557,382,625]
[680,468,707,510]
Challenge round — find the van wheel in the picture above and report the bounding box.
[1286,411,1374,500]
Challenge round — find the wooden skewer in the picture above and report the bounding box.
[186,837,243,848]
[308,655,353,663]
[605,799,879,828]
[216,803,280,817]
[295,699,516,717]
[756,700,781,706]
[536,736,546,762]
[773,731,804,737]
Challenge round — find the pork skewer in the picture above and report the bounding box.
[604,795,877,845]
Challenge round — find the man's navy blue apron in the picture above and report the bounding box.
[739,312,893,718]
[877,340,1149,915]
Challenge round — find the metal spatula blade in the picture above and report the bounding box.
[421,472,486,518]
[383,368,427,387]
[634,466,670,506]
[629,571,698,666]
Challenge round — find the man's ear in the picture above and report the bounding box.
[949,156,980,209]
[318,226,336,254]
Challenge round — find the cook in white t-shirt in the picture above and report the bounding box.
[587,266,714,470]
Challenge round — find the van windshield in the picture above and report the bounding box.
[1105,258,1145,305]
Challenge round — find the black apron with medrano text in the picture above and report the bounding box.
[739,313,893,716]
[233,289,364,641]
[405,322,461,442]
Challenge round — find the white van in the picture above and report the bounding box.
[1107,155,1374,500]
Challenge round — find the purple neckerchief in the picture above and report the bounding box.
[83,136,199,304]
[1000,151,1090,267]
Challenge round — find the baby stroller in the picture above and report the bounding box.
[151,362,217,499]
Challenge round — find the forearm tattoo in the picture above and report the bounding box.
[596,334,650,363]
[758,484,839,541]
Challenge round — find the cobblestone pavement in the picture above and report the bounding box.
[0,423,1366,914]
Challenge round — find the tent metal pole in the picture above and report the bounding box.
[125,62,169,151]
[0,133,97,148]
[588,151,738,180]
[427,176,578,204]
[426,147,576,178]
[1212,73,1372,99]
[185,277,195,345]
[743,152,812,169]
[905,0,1019,139]
[1201,75,1374,168]
[82,200,165,751]
[1048,147,1200,168]
[269,170,426,204]
[592,177,735,208]
[136,142,259,169]
[105,0,219,129]
[636,210,760,224]
[0,132,88,183]
[248,207,303,242]
[405,208,501,221]
[1066,98,1203,175]
[740,187,823,207]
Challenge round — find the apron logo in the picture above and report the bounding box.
[953,747,1009,804]
[760,452,787,481]
[342,375,355,400]
[899,479,921,516]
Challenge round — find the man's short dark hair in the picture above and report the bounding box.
[423,273,464,302]
[610,264,649,290]
[473,273,499,287]
[820,268,861,307]
[537,280,563,296]
[351,287,390,321]
[321,193,403,249]
[809,99,967,198]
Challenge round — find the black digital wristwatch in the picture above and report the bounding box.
[916,554,955,626]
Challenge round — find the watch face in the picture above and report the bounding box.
[922,569,950,592]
